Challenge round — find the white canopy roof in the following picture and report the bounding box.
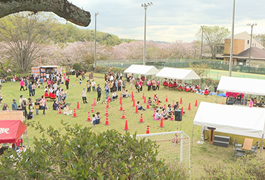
[124,65,159,75]
[193,102,265,138]
[217,76,265,96]
[155,67,200,80]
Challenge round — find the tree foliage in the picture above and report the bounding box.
[254,34,265,47]
[189,63,209,77]
[197,26,230,59]
[0,12,52,73]
[0,122,187,179]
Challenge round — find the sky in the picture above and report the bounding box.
[62,0,265,43]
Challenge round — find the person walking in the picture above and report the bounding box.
[96,84,102,103]
[130,78,134,90]
[28,83,33,97]
[81,88,87,103]
[65,77,69,90]
[20,79,25,91]
[12,99,18,110]
[105,84,109,101]
[24,78,28,90]
[147,79,151,91]
[156,80,160,90]
[92,80,96,91]
[87,80,91,92]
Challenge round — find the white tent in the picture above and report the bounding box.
[193,102,265,141]
[124,65,159,76]
[155,67,200,80]
[217,76,265,96]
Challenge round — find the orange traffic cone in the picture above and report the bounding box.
[120,97,122,104]
[164,104,166,109]
[139,114,144,123]
[87,112,91,121]
[91,105,94,113]
[160,118,164,128]
[170,113,174,121]
[156,99,159,105]
[146,125,150,134]
[144,97,146,104]
[77,102,80,110]
[135,106,138,113]
[153,110,155,117]
[106,102,109,108]
[131,92,134,101]
[73,108,77,117]
[58,105,61,114]
[142,93,145,99]
[181,107,184,115]
[147,103,150,109]
[124,120,129,131]
[105,108,109,116]
[121,110,125,119]
[105,115,109,125]
[120,103,123,111]
[180,97,182,104]
[132,100,135,107]
[93,98,96,106]
[188,103,191,110]
[195,99,198,106]
[166,95,168,102]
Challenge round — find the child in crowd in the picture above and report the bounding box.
[35,99,40,115]
[79,78,82,87]
[91,114,96,127]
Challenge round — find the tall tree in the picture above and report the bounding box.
[0,12,52,73]
[254,34,265,47]
[197,26,230,59]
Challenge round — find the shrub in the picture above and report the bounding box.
[95,65,106,73]
[73,63,82,71]
[0,122,188,179]
[201,155,265,179]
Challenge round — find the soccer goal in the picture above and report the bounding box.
[135,131,190,172]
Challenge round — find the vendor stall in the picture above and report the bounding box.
[124,65,159,76]
[192,102,265,151]
[156,67,200,80]
[0,120,26,144]
[31,66,66,81]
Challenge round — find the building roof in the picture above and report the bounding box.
[236,47,265,59]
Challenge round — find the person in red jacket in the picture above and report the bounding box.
[65,77,70,90]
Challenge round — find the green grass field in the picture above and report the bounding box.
[0,73,259,178]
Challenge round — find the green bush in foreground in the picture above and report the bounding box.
[201,155,265,180]
[0,121,188,179]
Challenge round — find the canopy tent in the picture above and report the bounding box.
[123,65,159,76]
[217,76,265,96]
[193,102,265,141]
[155,67,200,80]
[0,120,27,144]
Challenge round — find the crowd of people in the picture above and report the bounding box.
[0,72,72,119]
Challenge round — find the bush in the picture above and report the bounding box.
[95,65,106,73]
[201,155,265,179]
[201,78,219,87]
[73,63,82,71]
[0,122,188,179]
[108,66,125,73]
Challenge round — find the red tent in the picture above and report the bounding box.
[0,120,27,144]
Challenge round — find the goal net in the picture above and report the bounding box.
[135,131,190,172]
